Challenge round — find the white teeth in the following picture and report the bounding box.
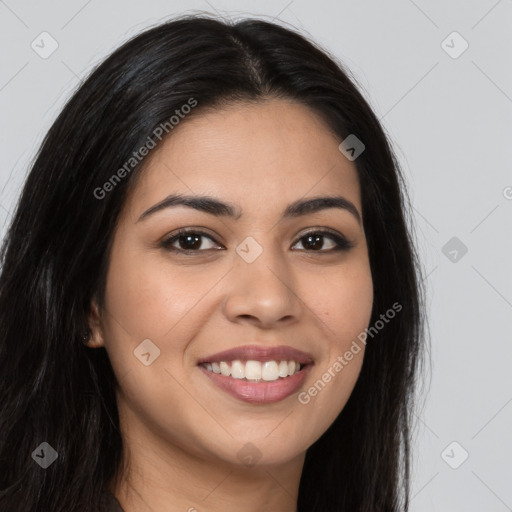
[202,360,303,380]
[220,361,230,377]
[278,360,288,378]
[231,360,245,379]
[262,361,279,381]
[245,360,262,380]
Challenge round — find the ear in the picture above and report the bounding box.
[86,296,105,348]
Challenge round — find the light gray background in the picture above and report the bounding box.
[1,1,511,510]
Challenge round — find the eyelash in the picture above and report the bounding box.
[160,228,353,254]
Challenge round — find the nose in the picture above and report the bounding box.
[222,242,302,329]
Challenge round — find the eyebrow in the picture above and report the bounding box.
[137,193,361,224]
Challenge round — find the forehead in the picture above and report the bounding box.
[125,98,361,219]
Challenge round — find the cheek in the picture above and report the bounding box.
[293,265,372,432]
[308,261,374,345]
[103,246,219,341]
[301,260,373,397]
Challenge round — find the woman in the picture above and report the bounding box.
[0,15,425,512]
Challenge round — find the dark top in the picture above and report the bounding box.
[100,489,125,512]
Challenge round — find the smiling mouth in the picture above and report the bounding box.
[197,360,313,404]
[198,359,308,382]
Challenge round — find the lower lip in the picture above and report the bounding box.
[198,364,313,404]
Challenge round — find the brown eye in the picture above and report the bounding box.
[161,230,222,252]
[292,231,353,252]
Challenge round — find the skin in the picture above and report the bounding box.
[87,98,374,512]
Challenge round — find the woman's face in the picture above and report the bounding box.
[90,98,373,470]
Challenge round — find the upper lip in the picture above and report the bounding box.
[197,344,314,365]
